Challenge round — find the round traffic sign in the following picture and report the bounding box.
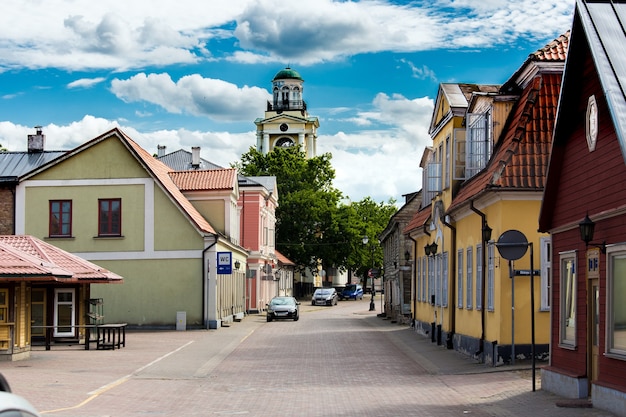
[496,230,528,261]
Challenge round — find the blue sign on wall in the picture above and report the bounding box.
[217,252,232,274]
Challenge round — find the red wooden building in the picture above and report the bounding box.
[538,1,626,414]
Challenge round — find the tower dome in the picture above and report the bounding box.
[272,67,303,81]
[272,67,304,111]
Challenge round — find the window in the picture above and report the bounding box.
[476,244,483,310]
[559,252,577,347]
[445,136,451,189]
[49,200,72,237]
[466,111,493,178]
[453,128,466,180]
[487,243,495,311]
[540,237,552,311]
[422,161,442,205]
[428,256,435,304]
[441,252,449,307]
[421,256,427,302]
[457,249,464,308]
[607,246,626,357]
[466,247,473,309]
[98,198,121,236]
[0,289,7,323]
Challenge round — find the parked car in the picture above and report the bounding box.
[339,284,364,300]
[266,296,300,322]
[0,373,41,417]
[311,288,338,306]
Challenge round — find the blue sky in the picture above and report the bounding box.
[0,0,575,204]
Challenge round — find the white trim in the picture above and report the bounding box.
[53,288,75,338]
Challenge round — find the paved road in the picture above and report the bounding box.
[0,297,616,416]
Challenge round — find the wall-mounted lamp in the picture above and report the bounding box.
[424,242,438,256]
[579,214,606,253]
[234,260,241,270]
[404,251,411,262]
[482,224,493,242]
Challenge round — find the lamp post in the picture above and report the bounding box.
[363,236,376,311]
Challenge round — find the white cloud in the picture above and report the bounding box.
[67,77,106,89]
[0,0,573,71]
[110,73,271,122]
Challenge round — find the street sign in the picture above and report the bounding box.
[217,252,232,274]
[496,230,528,261]
[513,269,541,276]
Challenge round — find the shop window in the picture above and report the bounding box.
[559,251,577,348]
[607,246,626,357]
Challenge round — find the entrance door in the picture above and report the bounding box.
[31,289,46,337]
[588,279,599,384]
[54,289,75,337]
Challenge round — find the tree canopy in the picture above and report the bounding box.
[235,146,397,277]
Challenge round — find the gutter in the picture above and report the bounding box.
[470,200,488,361]
[202,234,219,329]
[440,215,456,349]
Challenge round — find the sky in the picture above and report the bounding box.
[0,0,575,204]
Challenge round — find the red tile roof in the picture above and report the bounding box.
[0,235,123,283]
[403,206,431,235]
[275,250,295,266]
[169,169,237,191]
[449,72,562,212]
[530,31,570,62]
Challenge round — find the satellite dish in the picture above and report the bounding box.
[496,230,528,261]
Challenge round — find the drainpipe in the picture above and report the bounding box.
[470,201,488,362]
[409,235,418,329]
[440,215,456,350]
[202,234,219,329]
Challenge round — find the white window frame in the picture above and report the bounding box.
[607,245,626,358]
[540,237,552,311]
[54,288,75,338]
[453,128,466,180]
[487,243,495,311]
[457,249,464,308]
[466,247,473,309]
[422,161,442,205]
[559,251,577,348]
[442,252,449,307]
[476,244,483,310]
[465,111,493,178]
[422,256,427,302]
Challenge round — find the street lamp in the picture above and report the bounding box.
[362,236,376,311]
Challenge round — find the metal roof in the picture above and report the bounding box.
[578,0,626,157]
[0,151,66,179]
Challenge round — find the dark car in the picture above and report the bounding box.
[339,284,364,300]
[266,296,300,322]
[311,288,338,306]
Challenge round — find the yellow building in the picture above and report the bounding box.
[405,33,568,365]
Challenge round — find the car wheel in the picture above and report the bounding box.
[266,316,272,322]
[294,314,299,321]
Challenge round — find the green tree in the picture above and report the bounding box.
[235,147,342,271]
[235,147,397,277]
[0,143,7,152]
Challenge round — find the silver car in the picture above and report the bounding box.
[311,288,338,306]
[266,296,300,322]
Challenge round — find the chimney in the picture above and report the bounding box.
[191,147,200,169]
[27,126,45,153]
[157,145,166,158]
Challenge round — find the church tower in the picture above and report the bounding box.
[254,67,319,158]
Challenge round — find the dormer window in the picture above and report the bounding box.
[422,153,442,206]
[465,110,493,178]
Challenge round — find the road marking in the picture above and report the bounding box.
[40,341,195,414]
